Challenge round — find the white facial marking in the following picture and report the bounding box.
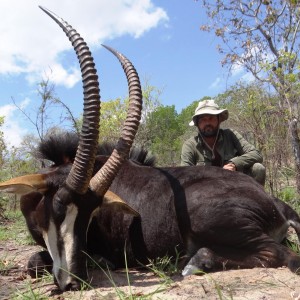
[43,203,78,290]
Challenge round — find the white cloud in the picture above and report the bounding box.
[231,63,244,77]
[209,77,222,89]
[0,99,30,148]
[0,0,168,87]
[26,64,81,88]
[240,72,255,83]
[231,62,255,84]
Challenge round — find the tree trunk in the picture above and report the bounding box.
[289,118,300,194]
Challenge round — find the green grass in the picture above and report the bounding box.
[0,209,34,245]
[85,249,174,299]
[145,248,181,285]
[0,252,17,276]
[11,272,54,300]
[278,186,298,202]
[285,237,300,255]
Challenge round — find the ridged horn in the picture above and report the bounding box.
[39,6,100,194]
[89,45,142,196]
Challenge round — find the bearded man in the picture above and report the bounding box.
[180,99,266,185]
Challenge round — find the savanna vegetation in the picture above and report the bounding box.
[0,79,299,214]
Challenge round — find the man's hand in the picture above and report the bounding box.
[223,162,236,171]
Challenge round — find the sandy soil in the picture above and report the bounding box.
[1,240,300,300]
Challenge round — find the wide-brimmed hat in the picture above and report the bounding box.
[189,99,229,126]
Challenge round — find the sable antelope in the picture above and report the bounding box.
[0,6,143,291]
[1,6,300,294]
[4,131,300,292]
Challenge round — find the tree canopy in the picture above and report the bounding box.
[199,0,300,192]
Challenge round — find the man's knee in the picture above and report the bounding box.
[245,163,266,186]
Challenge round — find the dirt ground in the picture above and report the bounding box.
[1,240,300,300]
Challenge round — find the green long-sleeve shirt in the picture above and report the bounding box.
[180,129,263,171]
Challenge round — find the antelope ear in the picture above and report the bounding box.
[102,190,140,217]
[0,174,48,195]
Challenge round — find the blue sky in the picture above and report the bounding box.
[0,0,242,148]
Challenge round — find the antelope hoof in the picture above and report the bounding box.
[182,248,214,276]
[27,250,53,278]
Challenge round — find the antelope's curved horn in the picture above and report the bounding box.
[89,45,142,196]
[39,6,100,194]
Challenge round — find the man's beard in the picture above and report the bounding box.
[200,125,219,137]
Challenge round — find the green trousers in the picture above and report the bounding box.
[244,163,266,186]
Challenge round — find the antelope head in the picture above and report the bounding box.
[0,6,142,291]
